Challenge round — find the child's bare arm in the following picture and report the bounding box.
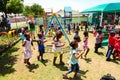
[55,42,65,47]
[22,41,26,46]
[31,41,35,50]
[44,40,47,43]
[73,51,84,59]
[83,37,87,42]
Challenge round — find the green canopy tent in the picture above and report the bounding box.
[82,2,120,26]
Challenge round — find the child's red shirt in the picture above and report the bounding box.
[108,36,116,47]
[114,38,120,51]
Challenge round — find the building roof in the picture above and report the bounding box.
[56,10,80,17]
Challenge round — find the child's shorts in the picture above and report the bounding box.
[39,49,45,55]
[53,52,62,57]
[67,63,79,73]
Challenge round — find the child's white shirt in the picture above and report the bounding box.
[52,41,62,52]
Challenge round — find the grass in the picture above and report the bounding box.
[0,29,120,80]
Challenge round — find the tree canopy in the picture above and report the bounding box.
[23,3,44,17]
[0,0,24,17]
[7,0,24,14]
[0,0,9,14]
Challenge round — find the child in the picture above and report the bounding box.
[37,33,47,61]
[47,28,54,37]
[106,31,116,61]
[93,28,97,37]
[67,24,71,34]
[94,30,104,53]
[73,35,81,51]
[112,30,120,59]
[63,41,83,79]
[22,33,35,65]
[28,18,35,39]
[52,30,65,65]
[112,36,120,59]
[19,28,26,43]
[75,25,80,36]
[67,35,82,67]
[82,31,90,58]
[41,30,45,37]
[39,25,43,32]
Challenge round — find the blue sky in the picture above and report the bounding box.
[24,0,120,12]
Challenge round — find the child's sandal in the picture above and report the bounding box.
[62,74,68,79]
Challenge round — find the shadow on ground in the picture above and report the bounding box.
[84,58,92,63]
[40,59,50,66]
[67,70,89,80]
[26,63,39,73]
[0,47,19,76]
[110,59,120,65]
[96,52,104,56]
[54,64,68,71]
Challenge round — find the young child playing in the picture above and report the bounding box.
[19,28,26,43]
[47,28,54,37]
[63,41,83,79]
[93,28,97,37]
[82,31,90,58]
[113,35,120,59]
[94,30,104,53]
[73,35,82,51]
[67,35,82,67]
[52,30,65,65]
[106,31,116,61]
[37,33,47,61]
[22,33,35,65]
[113,31,120,60]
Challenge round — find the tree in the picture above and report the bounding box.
[23,4,44,17]
[23,6,34,17]
[7,0,24,14]
[0,0,9,17]
[0,0,24,16]
[31,3,44,16]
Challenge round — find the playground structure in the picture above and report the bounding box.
[43,8,53,31]
[64,7,72,26]
[45,13,70,43]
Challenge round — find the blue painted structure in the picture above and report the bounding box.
[45,14,70,43]
[64,7,72,25]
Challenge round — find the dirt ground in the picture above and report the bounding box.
[0,30,120,80]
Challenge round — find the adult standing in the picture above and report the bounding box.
[6,15,11,30]
[28,17,36,39]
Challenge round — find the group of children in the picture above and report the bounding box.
[19,23,120,79]
[19,26,91,78]
[106,30,120,61]
[19,27,45,65]
[93,28,120,61]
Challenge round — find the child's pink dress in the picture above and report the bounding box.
[83,38,88,49]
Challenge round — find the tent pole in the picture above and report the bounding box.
[114,11,116,23]
[100,12,103,27]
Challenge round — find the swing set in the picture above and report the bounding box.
[44,13,70,44]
